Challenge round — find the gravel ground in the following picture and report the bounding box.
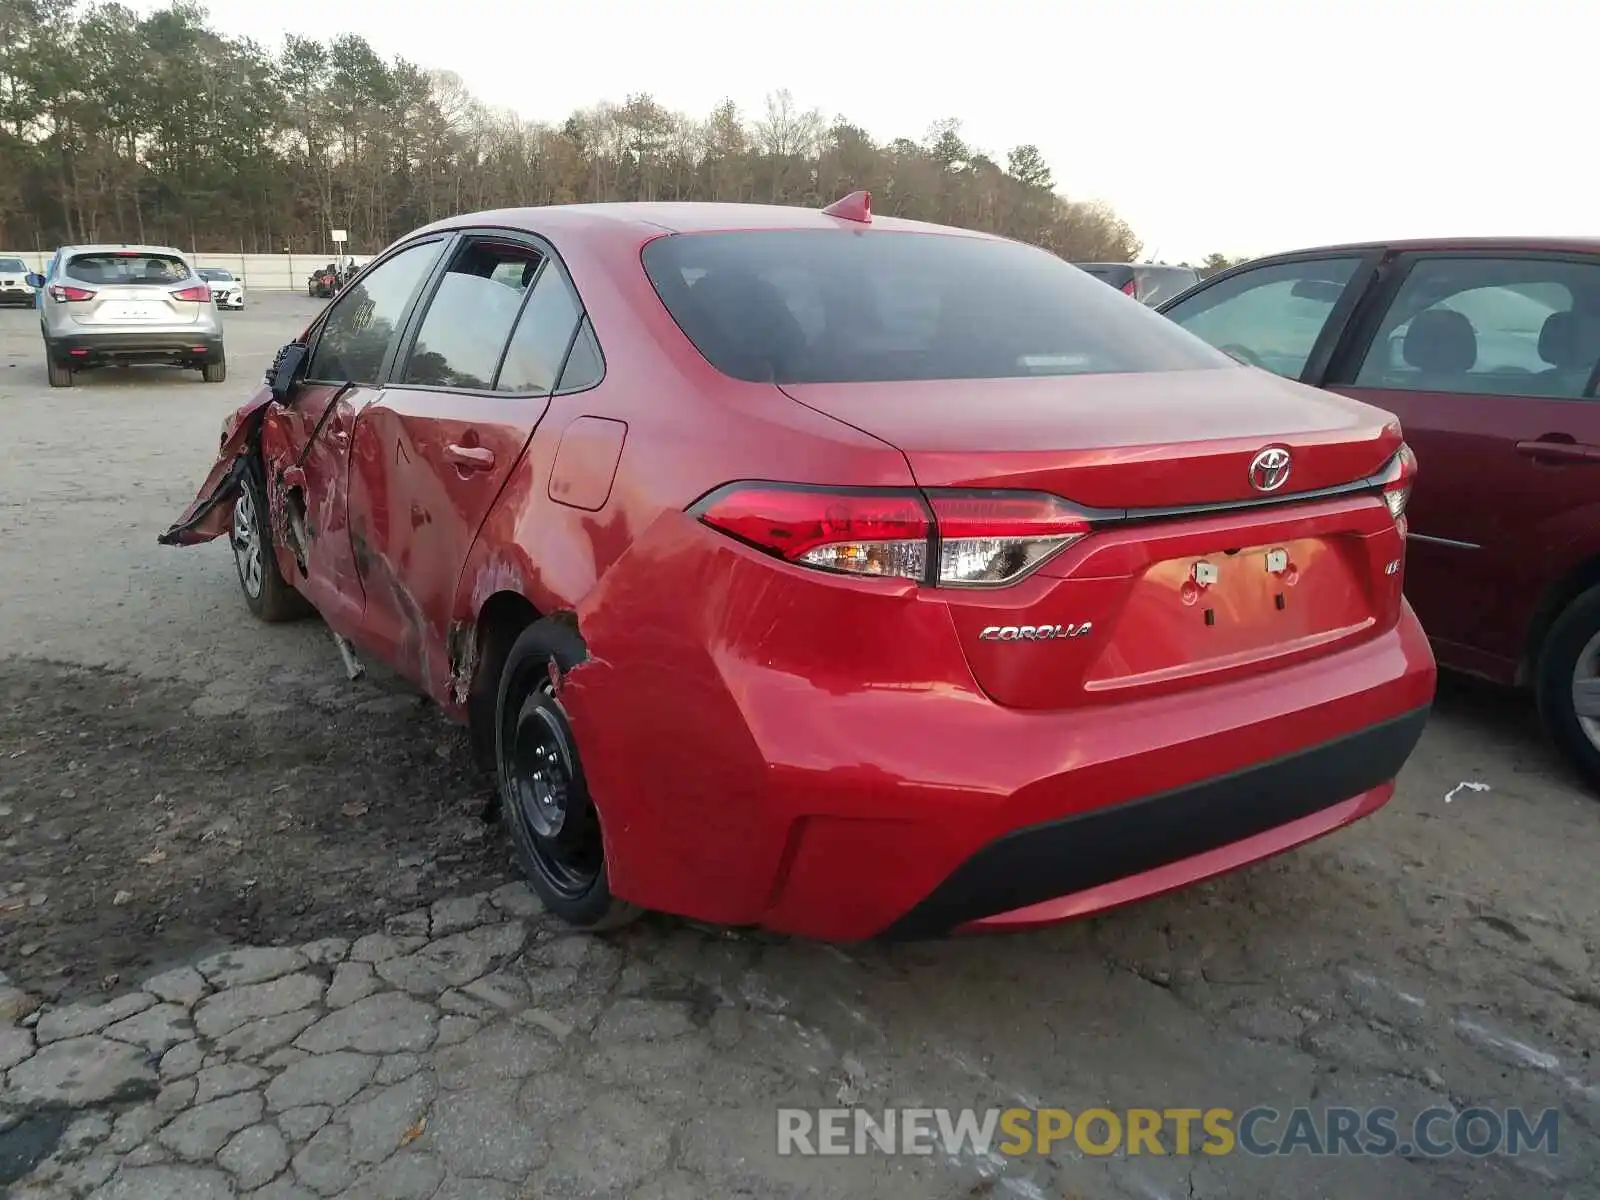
[1,294,1597,1198]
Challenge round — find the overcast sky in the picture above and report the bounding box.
[170,0,1592,263]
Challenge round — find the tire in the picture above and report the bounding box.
[202,359,227,384]
[494,619,642,930]
[1535,583,1600,795]
[46,352,72,388]
[232,455,313,623]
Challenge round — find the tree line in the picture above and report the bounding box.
[0,1,1174,263]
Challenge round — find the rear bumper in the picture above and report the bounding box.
[560,519,1439,942]
[887,705,1427,938]
[50,329,224,366]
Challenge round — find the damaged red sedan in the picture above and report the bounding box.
[162,194,1436,940]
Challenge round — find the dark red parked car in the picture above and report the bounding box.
[1158,239,1600,794]
[162,194,1436,938]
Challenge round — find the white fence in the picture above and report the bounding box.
[0,251,374,291]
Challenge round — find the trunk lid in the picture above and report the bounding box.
[70,281,204,326]
[782,369,1410,710]
[780,368,1402,509]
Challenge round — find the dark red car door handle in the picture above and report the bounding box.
[444,444,495,472]
[1515,438,1600,463]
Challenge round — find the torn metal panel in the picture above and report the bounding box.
[157,397,273,546]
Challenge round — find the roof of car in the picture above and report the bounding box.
[1262,235,1600,257]
[60,243,189,257]
[414,201,1004,241]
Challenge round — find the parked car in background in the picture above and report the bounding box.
[307,264,339,298]
[197,266,245,310]
[1073,261,1200,306]
[0,256,36,306]
[27,244,226,387]
[1158,238,1600,792]
[160,194,1433,938]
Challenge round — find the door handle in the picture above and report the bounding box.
[444,444,495,472]
[1515,438,1600,464]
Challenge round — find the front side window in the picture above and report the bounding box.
[306,240,445,385]
[1162,257,1362,379]
[1351,257,1600,400]
[643,231,1235,385]
[400,240,543,390]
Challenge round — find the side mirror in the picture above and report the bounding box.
[265,342,309,400]
[24,273,44,289]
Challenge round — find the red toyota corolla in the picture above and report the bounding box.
[163,194,1437,940]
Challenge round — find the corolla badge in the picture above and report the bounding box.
[979,623,1093,642]
[1248,447,1292,493]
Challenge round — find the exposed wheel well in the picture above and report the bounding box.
[1519,554,1600,685]
[466,590,543,770]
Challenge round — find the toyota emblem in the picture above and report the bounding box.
[1248,447,1292,493]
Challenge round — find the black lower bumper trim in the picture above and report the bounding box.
[883,705,1431,940]
[52,332,223,365]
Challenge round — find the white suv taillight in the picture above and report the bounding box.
[690,484,1091,587]
[1378,443,1417,521]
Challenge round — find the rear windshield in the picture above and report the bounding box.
[66,252,191,285]
[1139,266,1200,304]
[641,232,1233,384]
[1075,264,1134,286]
[0,257,25,273]
[197,268,234,281]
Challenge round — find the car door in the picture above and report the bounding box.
[1159,251,1381,381]
[345,233,591,700]
[1322,252,1600,673]
[267,237,449,636]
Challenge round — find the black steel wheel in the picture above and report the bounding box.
[494,619,641,929]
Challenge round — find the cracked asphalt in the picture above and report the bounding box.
[1,294,1598,1199]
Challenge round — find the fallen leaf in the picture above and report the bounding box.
[341,801,370,817]
[399,1117,427,1146]
[137,850,167,866]
[112,890,133,906]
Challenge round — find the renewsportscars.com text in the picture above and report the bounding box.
[776,1105,1561,1159]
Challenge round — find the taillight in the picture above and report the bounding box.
[173,284,212,303]
[1377,443,1416,521]
[927,491,1090,585]
[694,485,932,580]
[1120,278,1138,298]
[691,484,1091,587]
[49,284,95,302]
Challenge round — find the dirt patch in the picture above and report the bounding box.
[0,657,511,1004]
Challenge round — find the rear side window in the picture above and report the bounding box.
[67,252,191,284]
[496,265,584,394]
[400,240,543,390]
[557,318,604,392]
[643,232,1232,384]
[1351,257,1600,399]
